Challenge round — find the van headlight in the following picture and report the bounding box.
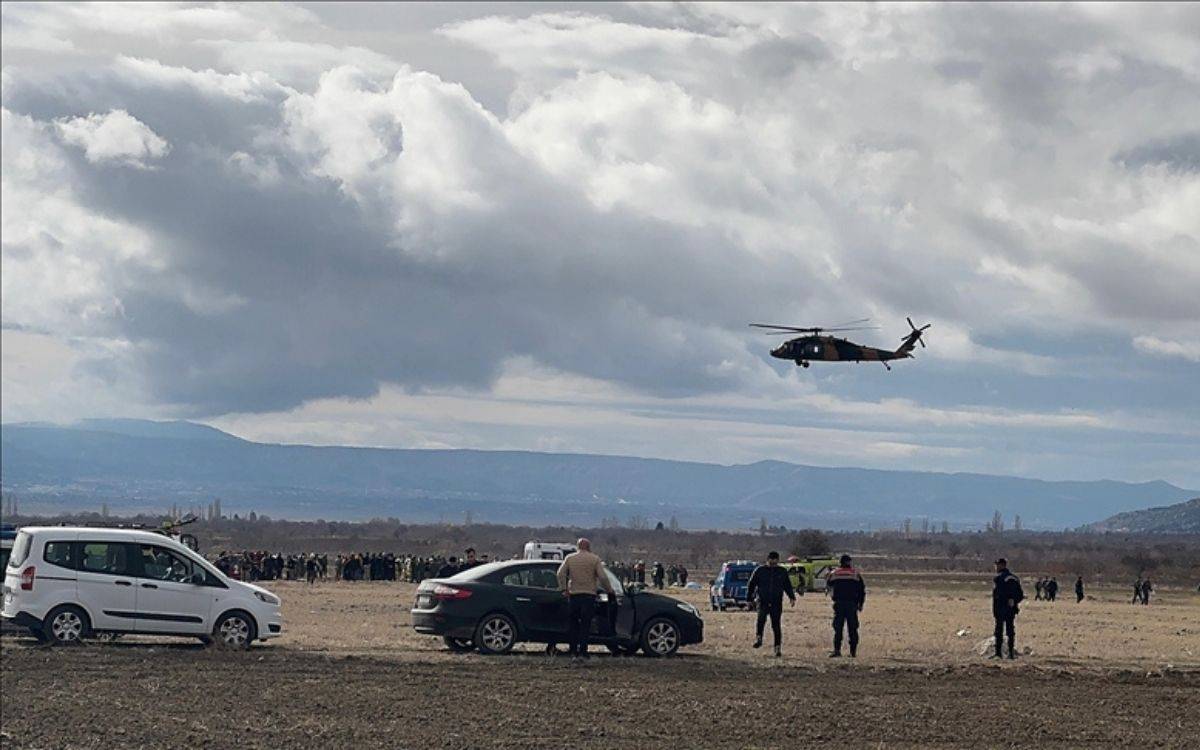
[677,602,699,617]
[254,591,280,606]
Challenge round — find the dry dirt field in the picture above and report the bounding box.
[3,574,1198,749]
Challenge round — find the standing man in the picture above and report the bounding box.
[1045,577,1058,602]
[746,551,796,658]
[653,562,666,590]
[1034,578,1044,601]
[1132,577,1144,604]
[461,548,480,571]
[1075,575,1085,603]
[556,538,614,661]
[1141,578,1153,605]
[826,554,866,658]
[990,558,1024,660]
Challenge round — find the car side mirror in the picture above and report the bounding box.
[190,572,207,585]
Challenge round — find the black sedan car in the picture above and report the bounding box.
[411,560,703,656]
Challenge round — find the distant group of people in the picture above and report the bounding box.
[211,548,495,584]
[605,560,689,589]
[1131,577,1154,605]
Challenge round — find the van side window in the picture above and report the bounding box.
[80,542,131,575]
[137,545,194,583]
[43,541,77,570]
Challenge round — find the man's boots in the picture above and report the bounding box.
[849,645,857,658]
[1008,644,1017,660]
[774,645,782,658]
[753,636,763,649]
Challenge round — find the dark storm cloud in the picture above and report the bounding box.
[1115,132,1200,174]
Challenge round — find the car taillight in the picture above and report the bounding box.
[20,566,35,591]
[432,584,472,600]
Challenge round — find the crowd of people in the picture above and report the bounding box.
[210,548,496,584]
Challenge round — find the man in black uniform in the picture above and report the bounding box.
[1075,575,1084,603]
[1045,577,1058,602]
[991,558,1024,660]
[826,554,866,657]
[747,551,796,657]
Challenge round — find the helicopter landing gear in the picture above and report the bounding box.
[796,360,810,368]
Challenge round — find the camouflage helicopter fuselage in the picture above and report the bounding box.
[771,327,925,370]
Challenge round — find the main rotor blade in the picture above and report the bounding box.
[749,324,820,332]
[829,318,872,328]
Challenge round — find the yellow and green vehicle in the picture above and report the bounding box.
[781,557,840,593]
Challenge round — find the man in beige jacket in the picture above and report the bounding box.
[556,538,615,660]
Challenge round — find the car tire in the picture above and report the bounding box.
[474,613,517,655]
[443,636,474,652]
[43,605,90,645]
[640,617,680,657]
[213,610,257,650]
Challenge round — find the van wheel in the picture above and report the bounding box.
[44,605,91,645]
[474,613,516,655]
[640,617,680,657]
[213,611,257,649]
[443,636,474,652]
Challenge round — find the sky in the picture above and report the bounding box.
[1,2,1198,487]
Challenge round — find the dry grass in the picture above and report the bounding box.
[272,573,1200,670]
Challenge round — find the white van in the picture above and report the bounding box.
[522,541,577,560]
[1,526,283,648]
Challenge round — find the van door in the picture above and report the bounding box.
[132,544,214,634]
[76,541,138,631]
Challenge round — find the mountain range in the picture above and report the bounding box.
[1091,497,1200,533]
[1,419,1195,530]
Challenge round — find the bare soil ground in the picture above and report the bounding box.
[3,576,1198,749]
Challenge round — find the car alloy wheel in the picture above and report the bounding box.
[217,614,252,648]
[49,609,85,644]
[476,614,516,654]
[642,618,679,657]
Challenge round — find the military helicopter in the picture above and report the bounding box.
[750,317,931,370]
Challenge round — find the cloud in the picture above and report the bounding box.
[55,109,169,167]
[1133,335,1200,363]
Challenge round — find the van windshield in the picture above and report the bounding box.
[8,531,31,568]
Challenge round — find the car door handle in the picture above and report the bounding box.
[515,596,531,602]
[141,583,158,589]
[114,580,133,587]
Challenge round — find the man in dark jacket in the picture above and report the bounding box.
[1075,576,1084,603]
[826,554,866,657]
[747,551,796,657]
[991,558,1024,660]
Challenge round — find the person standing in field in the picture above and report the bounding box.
[1045,577,1058,602]
[1132,577,1143,604]
[747,551,796,658]
[1141,578,1153,605]
[990,557,1024,660]
[826,554,866,658]
[556,538,615,661]
[1075,576,1084,603]
[1034,578,1044,601]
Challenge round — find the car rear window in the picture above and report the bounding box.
[730,570,752,581]
[8,532,31,568]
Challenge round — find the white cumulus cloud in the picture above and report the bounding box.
[55,109,170,168]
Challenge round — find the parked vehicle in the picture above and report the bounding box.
[0,526,17,636]
[782,557,839,593]
[1,526,283,648]
[709,560,757,610]
[522,541,577,560]
[411,560,703,656]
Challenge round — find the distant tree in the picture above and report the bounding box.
[941,521,950,534]
[668,515,680,532]
[903,518,912,538]
[920,518,930,535]
[1013,514,1023,532]
[248,511,257,522]
[655,520,665,531]
[989,510,1004,534]
[759,517,768,537]
[627,515,648,530]
[464,509,474,526]
[947,542,962,559]
[790,529,831,558]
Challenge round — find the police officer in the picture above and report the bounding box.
[826,554,866,658]
[991,557,1024,660]
[747,551,796,657]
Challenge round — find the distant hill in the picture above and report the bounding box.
[1,420,1195,529]
[1090,497,1200,533]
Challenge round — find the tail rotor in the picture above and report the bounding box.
[903,317,931,348]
